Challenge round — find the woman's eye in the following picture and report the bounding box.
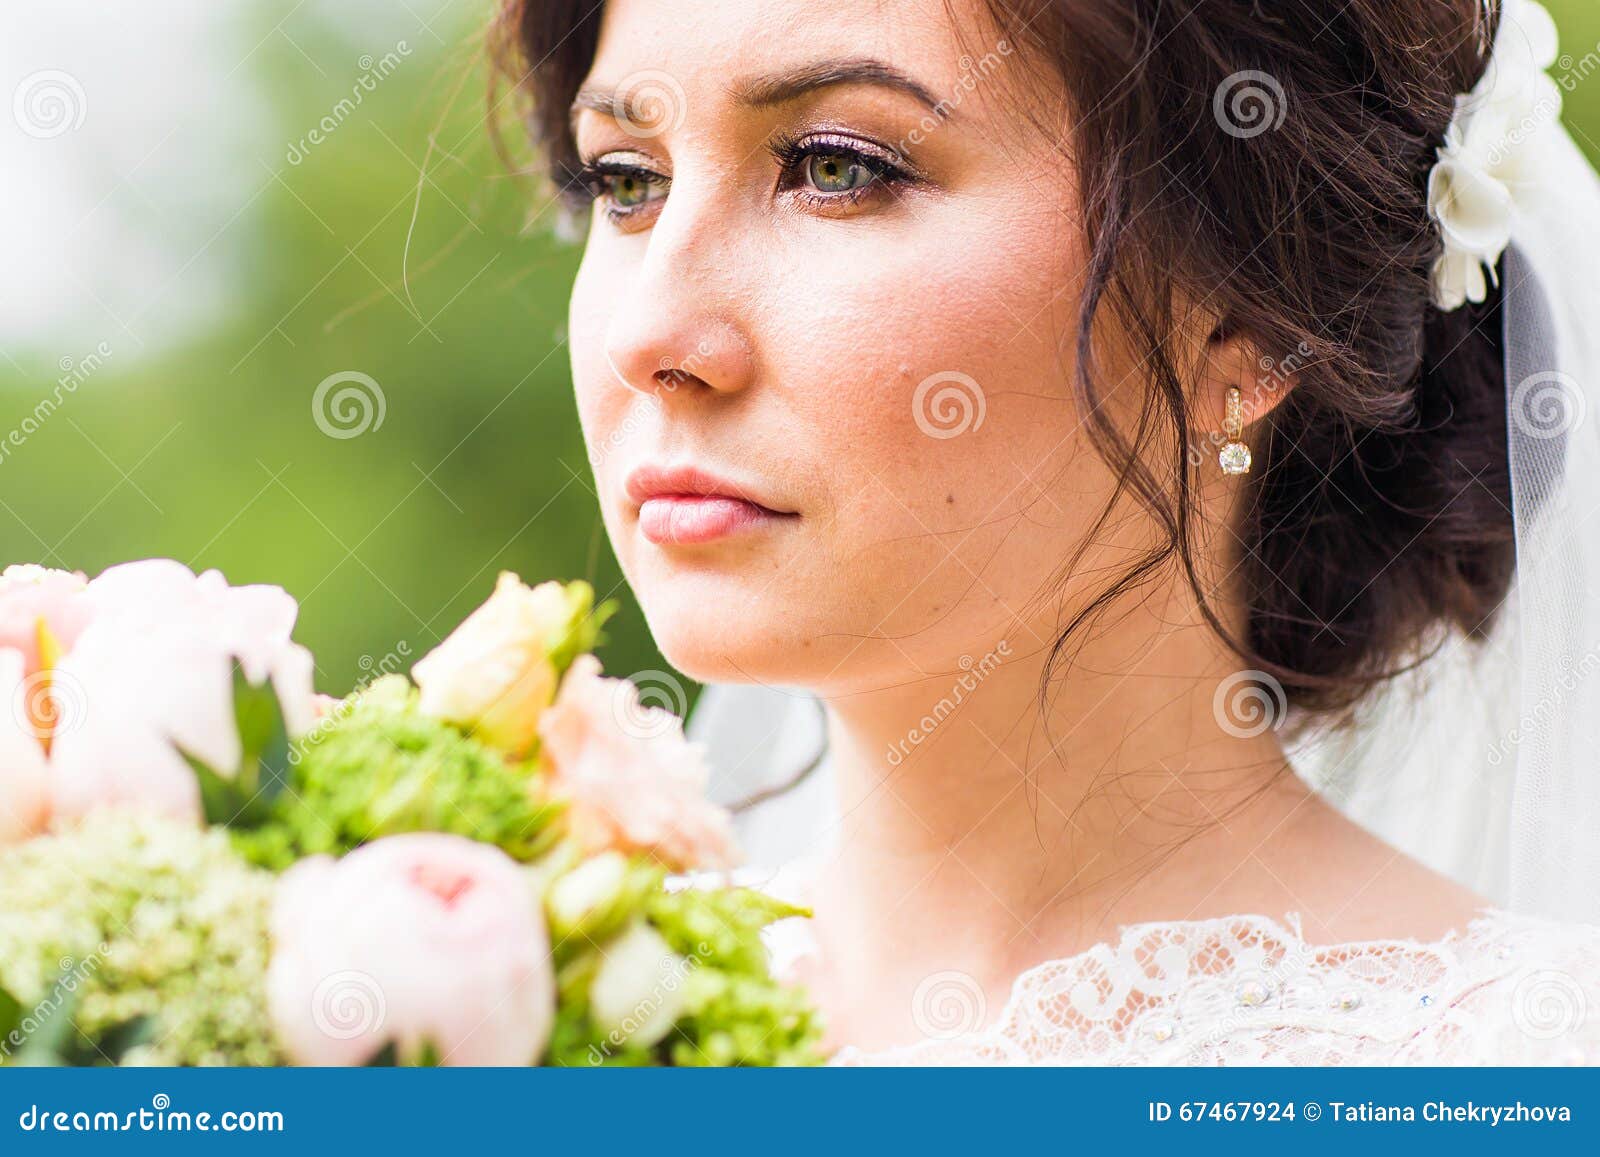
[600,171,666,209]
[804,152,876,194]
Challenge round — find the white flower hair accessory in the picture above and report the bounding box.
[1427,0,1563,311]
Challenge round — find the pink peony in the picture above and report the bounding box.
[0,559,316,831]
[0,564,92,677]
[0,650,50,843]
[266,834,556,1066]
[537,656,740,871]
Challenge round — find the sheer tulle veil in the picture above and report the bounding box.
[692,0,1600,926]
[1293,0,1600,925]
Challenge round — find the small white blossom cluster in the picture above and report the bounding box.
[1428,0,1562,310]
[0,813,279,1066]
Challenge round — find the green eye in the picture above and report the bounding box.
[804,153,875,193]
[605,172,664,208]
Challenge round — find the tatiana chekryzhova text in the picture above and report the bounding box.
[1327,1102,1573,1125]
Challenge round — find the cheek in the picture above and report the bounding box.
[760,213,1093,654]
[567,255,622,444]
[567,254,647,499]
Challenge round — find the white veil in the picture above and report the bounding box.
[693,0,1600,921]
[1295,0,1600,925]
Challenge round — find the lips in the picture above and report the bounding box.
[623,464,796,546]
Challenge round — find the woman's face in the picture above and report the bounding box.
[568,0,1126,692]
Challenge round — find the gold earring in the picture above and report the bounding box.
[1218,386,1252,475]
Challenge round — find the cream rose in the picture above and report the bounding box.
[412,572,582,757]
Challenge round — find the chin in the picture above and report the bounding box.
[628,565,831,688]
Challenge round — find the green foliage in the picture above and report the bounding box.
[550,585,618,677]
[236,687,564,869]
[542,881,825,1067]
[181,662,294,830]
[649,886,825,1067]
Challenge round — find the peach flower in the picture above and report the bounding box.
[267,834,556,1066]
[538,656,739,871]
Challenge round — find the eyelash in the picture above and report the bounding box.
[571,132,918,225]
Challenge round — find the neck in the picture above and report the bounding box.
[810,594,1298,987]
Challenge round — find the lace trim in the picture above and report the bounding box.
[745,868,1600,1066]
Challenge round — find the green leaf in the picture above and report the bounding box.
[177,660,294,830]
[360,1039,442,1067]
[0,985,22,1043]
[230,662,292,810]
[94,1015,156,1064]
[10,979,80,1067]
[548,584,618,676]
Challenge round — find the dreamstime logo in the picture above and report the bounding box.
[1511,969,1588,1041]
[911,970,987,1041]
[311,970,387,1041]
[1212,669,1287,739]
[895,40,1014,153]
[13,70,86,139]
[615,70,687,139]
[913,371,986,439]
[0,340,113,468]
[12,669,88,743]
[291,642,413,764]
[1510,371,1586,441]
[1188,340,1315,470]
[1213,71,1288,139]
[886,642,1011,767]
[2,945,108,1058]
[286,42,413,164]
[588,341,713,470]
[586,938,712,1065]
[612,670,689,740]
[356,644,412,683]
[312,371,387,439]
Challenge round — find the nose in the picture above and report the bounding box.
[601,190,757,398]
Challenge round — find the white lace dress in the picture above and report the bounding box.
[749,868,1600,1066]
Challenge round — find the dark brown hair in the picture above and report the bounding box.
[490,0,1514,727]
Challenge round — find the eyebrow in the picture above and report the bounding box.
[571,56,946,127]
[729,57,944,114]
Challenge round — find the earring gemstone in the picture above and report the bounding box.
[1219,441,1252,475]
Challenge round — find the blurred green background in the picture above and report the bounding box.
[3,0,1599,694]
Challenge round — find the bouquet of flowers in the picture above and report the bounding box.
[0,560,822,1067]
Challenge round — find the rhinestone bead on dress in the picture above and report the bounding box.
[1145,1019,1177,1043]
[1332,990,1362,1012]
[1236,978,1270,1007]
[1419,994,1435,1008]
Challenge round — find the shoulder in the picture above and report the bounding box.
[1245,781,1494,945]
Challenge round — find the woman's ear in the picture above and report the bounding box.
[1194,317,1301,440]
